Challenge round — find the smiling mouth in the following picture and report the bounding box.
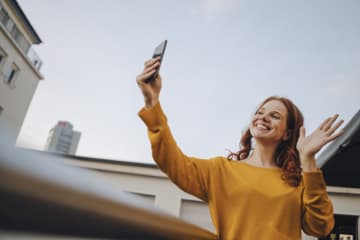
[255,123,271,131]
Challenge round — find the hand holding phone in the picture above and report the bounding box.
[145,40,167,83]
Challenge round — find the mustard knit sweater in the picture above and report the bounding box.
[138,102,334,240]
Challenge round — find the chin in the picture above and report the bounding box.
[252,135,281,144]
[250,129,271,140]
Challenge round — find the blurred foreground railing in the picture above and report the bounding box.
[0,131,217,240]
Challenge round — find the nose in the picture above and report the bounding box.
[259,113,270,122]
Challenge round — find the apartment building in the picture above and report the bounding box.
[45,121,81,155]
[0,0,43,144]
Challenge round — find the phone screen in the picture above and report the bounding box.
[145,40,167,83]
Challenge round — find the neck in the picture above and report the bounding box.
[248,140,278,168]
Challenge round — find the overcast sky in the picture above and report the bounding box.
[17,0,359,164]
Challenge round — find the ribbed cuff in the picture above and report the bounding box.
[138,102,167,130]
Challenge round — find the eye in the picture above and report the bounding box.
[271,113,280,119]
[256,111,263,115]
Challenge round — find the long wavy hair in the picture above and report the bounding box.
[228,96,304,187]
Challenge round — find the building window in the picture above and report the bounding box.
[16,33,30,53]
[0,4,30,54]
[0,5,10,27]
[5,63,19,87]
[0,48,5,81]
[10,25,30,53]
[0,47,6,69]
[10,25,20,41]
[5,17,14,32]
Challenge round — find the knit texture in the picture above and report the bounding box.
[138,102,334,240]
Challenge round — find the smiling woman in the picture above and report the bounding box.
[228,96,304,187]
[136,57,345,240]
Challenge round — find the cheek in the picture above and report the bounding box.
[277,124,288,136]
[249,117,258,130]
[250,116,258,125]
[249,124,254,134]
[248,121,256,135]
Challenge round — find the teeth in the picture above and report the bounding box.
[256,124,270,130]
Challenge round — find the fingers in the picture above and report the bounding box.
[321,114,339,131]
[326,119,344,136]
[136,69,156,85]
[326,129,344,143]
[320,114,344,143]
[144,56,161,68]
[137,58,161,84]
[299,126,305,139]
[319,117,331,130]
[144,61,160,75]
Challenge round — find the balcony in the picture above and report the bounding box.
[0,3,43,72]
[27,47,43,71]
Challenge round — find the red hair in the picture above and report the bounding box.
[228,96,304,187]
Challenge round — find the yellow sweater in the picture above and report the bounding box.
[138,102,334,240]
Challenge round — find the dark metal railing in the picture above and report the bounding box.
[0,132,217,240]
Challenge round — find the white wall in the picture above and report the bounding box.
[0,22,42,144]
[60,156,360,240]
[2,154,359,239]
[329,192,360,216]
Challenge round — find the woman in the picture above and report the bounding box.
[136,57,344,240]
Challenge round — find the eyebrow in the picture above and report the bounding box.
[258,107,284,117]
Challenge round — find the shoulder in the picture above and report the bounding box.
[208,156,234,170]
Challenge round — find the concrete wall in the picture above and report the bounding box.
[59,157,214,230]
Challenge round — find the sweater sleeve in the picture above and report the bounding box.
[138,102,213,202]
[301,170,335,238]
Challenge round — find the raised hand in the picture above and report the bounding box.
[296,114,344,169]
[136,57,162,108]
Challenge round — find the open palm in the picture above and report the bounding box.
[296,114,344,159]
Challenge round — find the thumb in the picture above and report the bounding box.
[299,126,305,139]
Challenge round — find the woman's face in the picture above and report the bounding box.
[250,100,289,144]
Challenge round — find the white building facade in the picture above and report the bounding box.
[0,0,43,144]
[57,155,360,240]
[45,121,81,155]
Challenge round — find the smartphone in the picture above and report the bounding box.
[145,40,167,83]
